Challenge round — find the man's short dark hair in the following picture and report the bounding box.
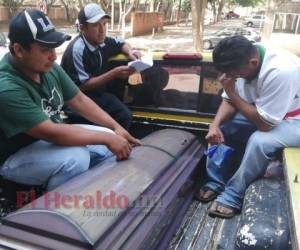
[9,40,32,55]
[213,36,257,72]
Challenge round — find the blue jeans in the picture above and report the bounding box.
[205,113,300,210]
[88,92,132,130]
[0,126,113,191]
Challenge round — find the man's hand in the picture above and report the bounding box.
[113,66,135,79]
[107,134,133,160]
[115,126,141,146]
[205,124,224,145]
[218,73,236,95]
[127,50,142,60]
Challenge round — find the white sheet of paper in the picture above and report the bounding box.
[128,55,153,72]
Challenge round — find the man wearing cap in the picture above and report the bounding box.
[195,36,300,218]
[61,3,141,130]
[0,9,140,191]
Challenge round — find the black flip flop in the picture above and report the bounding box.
[194,186,218,203]
[208,201,238,219]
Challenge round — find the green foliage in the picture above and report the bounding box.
[2,0,25,16]
[230,0,265,7]
[182,0,191,13]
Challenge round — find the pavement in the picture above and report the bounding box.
[110,20,300,56]
[2,18,300,61]
[56,21,199,60]
[125,20,300,57]
[55,20,236,61]
[125,24,196,53]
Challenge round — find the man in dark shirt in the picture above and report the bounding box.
[61,3,141,129]
[0,9,140,191]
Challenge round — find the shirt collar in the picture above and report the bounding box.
[81,34,105,52]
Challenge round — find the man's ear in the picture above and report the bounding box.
[249,58,259,68]
[79,23,85,32]
[13,43,25,58]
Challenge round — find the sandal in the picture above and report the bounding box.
[208,201,238,218]
[194,186,218,203]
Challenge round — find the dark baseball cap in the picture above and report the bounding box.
[8,9,71,48]
[78,3,110,24]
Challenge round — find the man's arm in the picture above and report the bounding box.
[80,66,135,92]
[80,42,141,93]
[211,100,236,128]
[220,75,272,131]
[206,100,236,144]
[66,91,140,145]
[226,91,272,131]
[26,120,132,160]
[121,43,142,60]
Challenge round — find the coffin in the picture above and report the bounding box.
[0,129,205,249]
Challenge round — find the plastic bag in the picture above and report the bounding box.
[205,144,234,166]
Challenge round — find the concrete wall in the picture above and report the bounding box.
[48,7,76,20]
[0,6,77,22]
[278,2,300,13]
[131,12,163,36]
[0,7,9,22]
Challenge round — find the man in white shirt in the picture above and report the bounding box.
[195,36,300,218]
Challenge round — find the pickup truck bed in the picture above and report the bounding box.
[170,178,290,250]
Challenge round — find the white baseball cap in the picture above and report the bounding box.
[78,3,110,24]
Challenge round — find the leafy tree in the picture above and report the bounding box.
[208,0,225,22]
[118,0,139,37]
[45,0,56,15]
[182,0,191,13]
[229,0,265,7]
[2,0,25,17]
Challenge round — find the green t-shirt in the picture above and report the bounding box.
[0,53,79,163]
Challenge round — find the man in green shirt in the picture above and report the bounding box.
[0,9,140,191]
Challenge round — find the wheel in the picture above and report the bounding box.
[247,22,253,27]
[203,40,212,50]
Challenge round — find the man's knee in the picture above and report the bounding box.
[247,132,275,154]
[61,146,90,174]
[46,146,90,190]
[221,115,256,143]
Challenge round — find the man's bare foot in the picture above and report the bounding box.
[194,186,218,202]
[208,201,237,218]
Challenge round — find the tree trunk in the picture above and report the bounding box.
[163,1,171,21]
[192,0,207,52]
[155,0,161,12]
[60,0,70,22]
[118,0,123,30]
[170,5,176,21]
[119,0,136,37]
[176,0,182,26]
[143,0,148,11]
[150,0,154,12]
[122,1,135,37]
[211,1,217,23]
[77,0,83,9]
[262,0,276,42]
[217,0,225,22]
[111,0,115,31]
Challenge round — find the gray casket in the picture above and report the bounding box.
[0,129,205,249]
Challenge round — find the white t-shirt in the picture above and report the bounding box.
[222,48,300,126]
